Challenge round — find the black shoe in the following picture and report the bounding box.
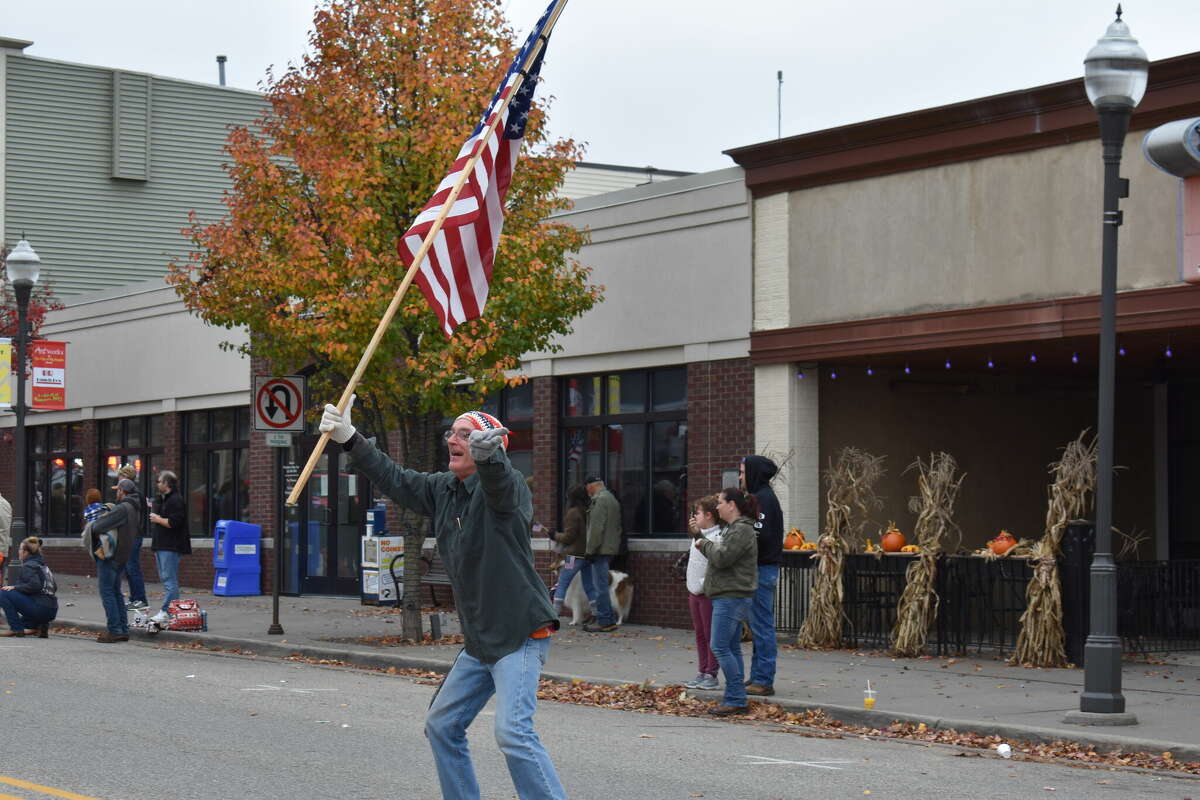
[36,624,49,639]
[709,704,747,717]
[0,630,24,638]
[582,621,619,633]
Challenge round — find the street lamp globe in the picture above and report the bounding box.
[4,239,41,288]
[1083,6,1149,110]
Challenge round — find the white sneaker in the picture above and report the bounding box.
[697,674,720,690]
[683,673,707,689]
[150,610,171,624]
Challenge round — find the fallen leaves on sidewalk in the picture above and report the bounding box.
[534,678,1200,777]
[333,633,465,647]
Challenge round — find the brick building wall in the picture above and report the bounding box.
[11,356,757,631]
[686,357,755,508]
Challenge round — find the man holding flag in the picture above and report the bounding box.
[320,3,568,798]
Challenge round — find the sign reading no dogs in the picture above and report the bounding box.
[253,376,307,432]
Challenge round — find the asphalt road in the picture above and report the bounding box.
[2,636,1196,800]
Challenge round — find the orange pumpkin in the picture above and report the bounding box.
[798,541,818,551]
[988,530,1017,555]
[784,528,806,550]
[881,524,906,553]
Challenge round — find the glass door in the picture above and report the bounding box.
[281,435,367,595]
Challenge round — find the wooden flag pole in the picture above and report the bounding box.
[286,0,568,506]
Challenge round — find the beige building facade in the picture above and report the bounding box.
[729,52,1200,558]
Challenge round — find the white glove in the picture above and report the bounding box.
[319,395,356,444]
[468,427,509,462]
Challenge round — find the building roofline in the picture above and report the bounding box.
[574,160,694,177]
[7,51,265,99]
[725,51,1200,198]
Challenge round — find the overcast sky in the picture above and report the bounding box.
[5,1,1197,173]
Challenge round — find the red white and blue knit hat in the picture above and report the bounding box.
[454,411,508,449]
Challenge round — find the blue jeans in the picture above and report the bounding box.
[426,638,565,800]
[553,556,594,602]
[0,590,56,632]
[583,555,613,625]
[155,550,181,612]
[96,558,129,635]
[748,564,779,686]
[122,537,147,604]
[710,596,752,708]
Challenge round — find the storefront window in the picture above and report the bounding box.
[560,367,687,535]
[182,407,250,536]
[26,423,84,537]
[100,416,165,507]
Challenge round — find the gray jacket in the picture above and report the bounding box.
[91,493,143,565]
[346,433,556,664]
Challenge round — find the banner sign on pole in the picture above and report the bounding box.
[0,338,10,408]
[31,340,66,410]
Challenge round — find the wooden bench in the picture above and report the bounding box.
[420,554,454,607]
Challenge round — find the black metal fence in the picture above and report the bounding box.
[775,535,1200,656]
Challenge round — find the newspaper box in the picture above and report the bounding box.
[361,534,404,606]
[212,519,262,596]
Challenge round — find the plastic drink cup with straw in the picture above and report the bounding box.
[863,681,877,710]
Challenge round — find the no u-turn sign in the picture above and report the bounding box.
[253,376,307,432]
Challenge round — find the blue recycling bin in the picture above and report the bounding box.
[212,519,262,596]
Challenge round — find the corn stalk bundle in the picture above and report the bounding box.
[1011,432,1097,667]
[797,447,885,649]
[891,452,964,656]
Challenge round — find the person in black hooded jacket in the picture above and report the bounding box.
[740,455,783,695]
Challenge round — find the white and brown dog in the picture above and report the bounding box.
[562,568,634,626]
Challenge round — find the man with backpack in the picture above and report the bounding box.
[90,478,143,642]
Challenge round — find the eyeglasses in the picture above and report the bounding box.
[443,429,472,442]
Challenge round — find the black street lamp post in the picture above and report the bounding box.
[4,239,41,575]
[1065,6,1147,726]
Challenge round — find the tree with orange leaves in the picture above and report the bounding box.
[168,0,597,634]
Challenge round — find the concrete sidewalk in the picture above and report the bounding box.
[40,575,1200,761]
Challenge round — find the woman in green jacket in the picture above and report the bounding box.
[693,487,759,715]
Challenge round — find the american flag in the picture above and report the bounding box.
[399,0,563,337]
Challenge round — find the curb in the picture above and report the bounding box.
[55,619,1200,763]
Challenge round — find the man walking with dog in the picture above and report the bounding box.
[319,399,565,800]
[581,475,622,633]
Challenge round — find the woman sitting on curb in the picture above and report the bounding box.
[0,537,58,638]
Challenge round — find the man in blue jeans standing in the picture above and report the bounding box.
[90,479,143,642]
[581,476,623,633]
[320,400,565,800]
[147,470,188,625]
[741,456,783,696]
